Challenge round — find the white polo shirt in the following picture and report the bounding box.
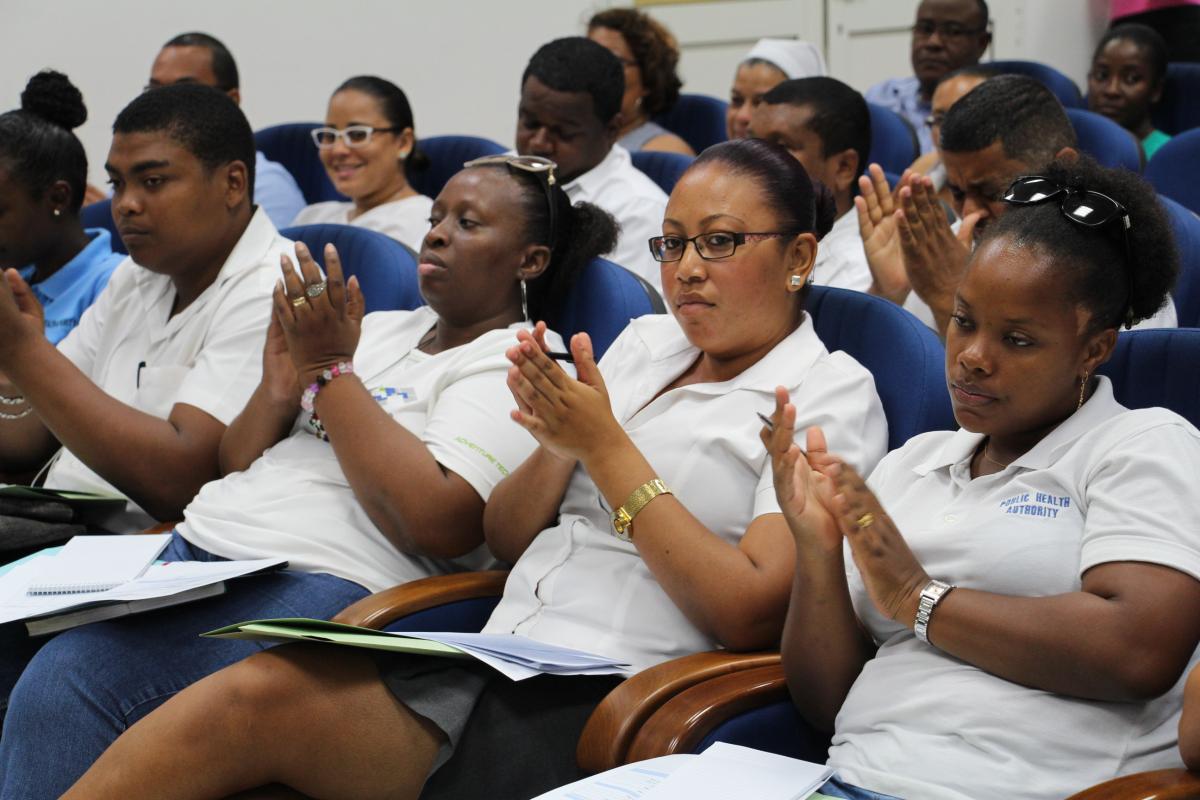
[483,313,888,674]
[814,209,872,293]
[180,307,554,593]
[563,145,668,297]
[828,377,1200,800]
[46,208,288,532]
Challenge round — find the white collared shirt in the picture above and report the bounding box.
[563,145,668,297]
[814,209,872,293]
[483,313,888,673]
[291,194,434,253]
[181,308,555,593]
[829,377,1200,800]
[47,208,290,532]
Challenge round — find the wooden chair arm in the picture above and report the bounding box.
[576,650,781,773]
[332,570,509,629]
[1066,769,1200,799]
[137,521,179,535]
[625,662,791,762]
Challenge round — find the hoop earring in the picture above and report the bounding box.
[520,278,529,322]
[1077,371,1089,410]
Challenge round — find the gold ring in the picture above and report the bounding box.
[856,513,875,529]
[290,295,308,308]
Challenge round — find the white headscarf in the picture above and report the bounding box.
[743,38,827,80]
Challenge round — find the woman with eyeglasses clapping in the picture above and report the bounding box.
[291,76,433,251]
[770,155,1200,800]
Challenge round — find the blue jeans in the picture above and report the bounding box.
[0,532,370,800]
[820,775,903,800]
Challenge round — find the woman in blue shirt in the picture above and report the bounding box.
[0,71,122,345]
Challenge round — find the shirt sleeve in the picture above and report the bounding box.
[56,258,133,376]
[171,268,275,425]
[608,194,668,297]
[254,158,307,231]
[421,356,537,502]
[1079,416,1200,581]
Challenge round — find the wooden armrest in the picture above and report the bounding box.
[576,650,781,773]
[137,521,179,535]
[625,662,791,762]
[332,570,509,629]
[1066,769,1200,799]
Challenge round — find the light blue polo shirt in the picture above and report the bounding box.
[20,228,124,345]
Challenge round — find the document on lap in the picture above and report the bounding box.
[531,743,836,800]
[0,542,286,635]
[203,618,631,681]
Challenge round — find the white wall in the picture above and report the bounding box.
[2,0,1109,188]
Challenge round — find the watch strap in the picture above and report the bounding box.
[914,579,955,645]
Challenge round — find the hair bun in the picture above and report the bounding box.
[21,70,87,131]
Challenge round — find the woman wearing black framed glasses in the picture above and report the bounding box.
[769,154,1200,800]
[292,76,433,251]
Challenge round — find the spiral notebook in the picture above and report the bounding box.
[26,534,170,595]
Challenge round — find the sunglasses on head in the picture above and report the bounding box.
[463,155,559,245]
[1002,175,1135,328]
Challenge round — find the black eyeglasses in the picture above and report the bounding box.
[1002,175,1135,328]
[648,232,800,262]
[464,155,559,246]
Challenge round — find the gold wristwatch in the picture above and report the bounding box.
[611,478,672,541]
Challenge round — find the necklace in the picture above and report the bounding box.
[978,440,1013,469]
[417,326,437,353]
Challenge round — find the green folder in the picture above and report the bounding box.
[203,618,472,659]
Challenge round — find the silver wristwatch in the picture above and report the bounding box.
[914,579,955,645]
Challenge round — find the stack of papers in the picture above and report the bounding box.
[0,546,287,635]
[204,619,630,681]
[533,743,836,800]
[27,534,169,594]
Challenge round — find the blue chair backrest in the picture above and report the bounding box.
[631,151,694,195]
[1153,63,1200,136]
[1097,328,1200,429]
[866,103,919,176]
[80,199,125,255]
[556,257,665,360]
[1146,130,1200,217]
[988,60,1084,108]
[408,135,507,200]
[280,224,422,314]
[653,93,729,154]
[1158,195,1200,328]
[807,286,956,451]
[255,123,344,205]
[383,598,500,634]
[1065,108,1142,172]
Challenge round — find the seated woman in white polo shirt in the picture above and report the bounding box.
[1,156,620,800]
[769,155,1200,800]
[291,76,433,252]
[60,138,889,800]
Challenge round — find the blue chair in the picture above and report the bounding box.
[631,151,694,195]
[255,123,344,205]
[280,224,422,314]
[408,135,507,200]
[1159,194,1200,327]
[557,257,665,360]
[1098,329,1200,430]
[807,286,957,452]
[1065,108,1142,172]
[1146,129,1200,216]
[1152,63,1200,136]
[988,60,1084,108]
[653,93,729,154]
[866,103,919,176]
[80,199,124,255]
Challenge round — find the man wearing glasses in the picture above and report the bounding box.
[865,0,991,154]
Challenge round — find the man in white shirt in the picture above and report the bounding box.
[750,77,873,292]
[0,83,286,534]
[515,37,668,295]
[147,32,306,229]
[864,75,1177,334]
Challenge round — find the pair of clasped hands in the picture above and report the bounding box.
[761,387,932,625]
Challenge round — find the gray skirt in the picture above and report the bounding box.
[375,654,624,800]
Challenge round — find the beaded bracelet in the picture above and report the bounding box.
[300,361,355,413]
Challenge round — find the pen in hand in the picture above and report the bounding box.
[757,412,806,456]
[545,351,574,364]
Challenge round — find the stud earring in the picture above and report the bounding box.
[398,150,410,160]
[53,209,61,217]
[788,275,803,289]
